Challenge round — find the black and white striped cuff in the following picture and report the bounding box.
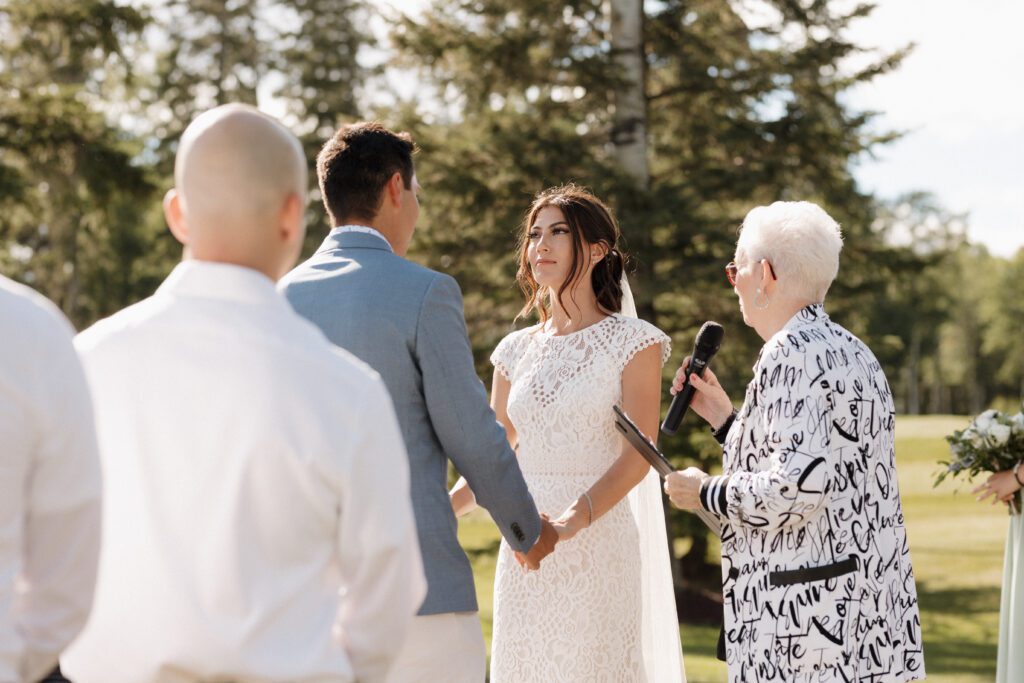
[699,475,730,517]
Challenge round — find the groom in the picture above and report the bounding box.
[280,122,557,683]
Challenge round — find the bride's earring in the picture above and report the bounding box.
[754,288,770,310]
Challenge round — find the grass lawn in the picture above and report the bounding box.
[458,415,1008,682]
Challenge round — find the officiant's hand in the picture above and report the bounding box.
[973,468,1022,505]
[514,515,558,571]
[672,357,733,431]
[664,467,708,510]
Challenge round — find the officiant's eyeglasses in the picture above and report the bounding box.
[725,260,776,286]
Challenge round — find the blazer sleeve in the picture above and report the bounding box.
[705,352,836,530]
[415,274,541,553]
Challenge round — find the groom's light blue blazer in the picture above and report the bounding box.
[279,231,541,615]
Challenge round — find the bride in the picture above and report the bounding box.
[450,184,685,681]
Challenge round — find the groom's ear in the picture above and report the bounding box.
[385,171,404,208]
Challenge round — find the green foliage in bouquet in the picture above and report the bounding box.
[936,406,1024,512]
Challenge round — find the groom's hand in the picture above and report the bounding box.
[515,515,558,571]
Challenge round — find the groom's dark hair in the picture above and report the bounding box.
[317,122,416,225]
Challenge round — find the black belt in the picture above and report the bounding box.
[769,554,859,587]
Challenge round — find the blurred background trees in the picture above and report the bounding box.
[0,0,154,325]
[2,0,1021,616]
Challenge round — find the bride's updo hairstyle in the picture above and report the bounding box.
[516,183,626,323]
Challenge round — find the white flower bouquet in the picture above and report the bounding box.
[936,407,1024,514]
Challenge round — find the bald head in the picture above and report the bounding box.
[166,104,308,279]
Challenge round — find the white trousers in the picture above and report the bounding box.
[385,612,486,683]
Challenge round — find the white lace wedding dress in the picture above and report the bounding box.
[489,313,686,682]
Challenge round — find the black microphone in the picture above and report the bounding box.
[660,321,724,435]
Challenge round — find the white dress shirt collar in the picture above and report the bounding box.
[157,260,284,307]
[329,224,394,252]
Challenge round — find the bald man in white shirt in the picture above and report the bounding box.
[62,104,425,683]
[0,276,101,683]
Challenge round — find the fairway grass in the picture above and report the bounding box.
[458,414,1007,681]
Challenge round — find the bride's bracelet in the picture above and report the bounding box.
[1014,461,1024,488]
[581,492,594,528]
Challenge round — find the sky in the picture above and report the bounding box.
[841,0,1024,256]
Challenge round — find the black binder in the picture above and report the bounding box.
[613,405,721,537]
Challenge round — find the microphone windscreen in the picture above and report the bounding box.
[694,321,724,356]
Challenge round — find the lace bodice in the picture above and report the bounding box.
[492,313,670,476]
[489,314,684,683]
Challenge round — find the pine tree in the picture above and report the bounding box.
[144,0,368,246]
[0,0,154,326]
[146,0,274,171]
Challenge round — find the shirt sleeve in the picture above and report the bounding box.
[333,376,426,683]
[709,353,835,530]
[18,330,102,683]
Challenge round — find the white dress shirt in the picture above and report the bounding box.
[329,224,392,250]
[0,275,102,683]
[62,261,425,683]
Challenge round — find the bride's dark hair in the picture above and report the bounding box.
[515,184,626,324]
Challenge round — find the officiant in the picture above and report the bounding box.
[663,201,925,683]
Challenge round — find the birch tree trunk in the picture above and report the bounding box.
[609,0,655,321]
[609,0,649,192]
[610,0,692,597]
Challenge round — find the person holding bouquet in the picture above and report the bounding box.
[973,435,1023,683]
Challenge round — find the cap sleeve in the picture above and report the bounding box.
[490,328,528,381]
[618,317,672,371]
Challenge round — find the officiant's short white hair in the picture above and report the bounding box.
[736,201,844,302]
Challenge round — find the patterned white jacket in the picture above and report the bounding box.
[700,304,925,682]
